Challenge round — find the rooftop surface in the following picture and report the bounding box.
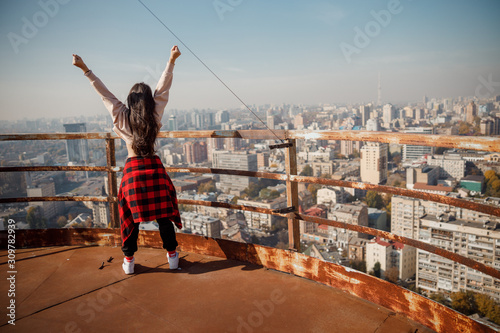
[0,245,435,333]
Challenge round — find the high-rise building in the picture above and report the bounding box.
[215,110,230,124]
[425,155,466,181]
[417,214,500,302]
[402,127,434,161]
[256,152,269,168]
[340,140,363,157]
[466,101,477,124]
[27,179,63,221]
[366,118,381,131]
[207,138,225,162]
[360,142,388,185]
[360,105,371,126]
[92,187,109,228]
[168,115,178,131]
[382,104,395,126]
[183,141,207,164]
[212,151,258,193]
[63,123,89,163]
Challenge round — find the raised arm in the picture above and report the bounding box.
[72,54,132,140]
[153,46,181,126]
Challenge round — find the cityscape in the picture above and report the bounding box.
[1,0,500,330]
[1,89,500,325]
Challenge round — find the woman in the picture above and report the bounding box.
[72,46,182,274]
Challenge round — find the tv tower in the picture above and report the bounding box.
[377,72,382,106]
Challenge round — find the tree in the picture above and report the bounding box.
[429,292,449,306]
[475,293,500,325]
[307,183,321,203]
[26,207,46,229]
[491,179,500,192]
[484,170,497,183]
[459,122,471,135]
[243,182,260,199]
[372,262,381,278]
[451,291,477,315]
[259,188,280,200]
[300,164,313,177]
[385,267,399,283]
[198,180,216,194]
[84,216,93,228]
[365,191,384,209]
[349,260,366,273]
[179,204,194,212]
[56,216,68,228]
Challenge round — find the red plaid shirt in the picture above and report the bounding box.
[118,155,182,244]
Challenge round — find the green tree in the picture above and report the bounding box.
[260,188,280,200]
[56,216,68,228]
[451,291,477,315]
[243,182,260,199]
[365,191,384,209]
[349,260,366,273]
[198,180,216,194]
[371,262,381,278]
[26,206,46,229]
[429,292,449,306]
[300,164,313,177]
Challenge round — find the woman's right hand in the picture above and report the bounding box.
[72,54,89,73]
[169,46,181,64]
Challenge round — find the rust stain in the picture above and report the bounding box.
[0,196,110,204]
[2,130,499,152]
[0,166,122,172]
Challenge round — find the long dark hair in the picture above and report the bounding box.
[127,82,158,156]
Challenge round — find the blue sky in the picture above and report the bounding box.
[0,0,499,121]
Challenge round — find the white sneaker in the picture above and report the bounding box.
[168,252,179,270]
[122,257,134,274]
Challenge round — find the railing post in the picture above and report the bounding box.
[105,135,119,228]
[285,139,300,251]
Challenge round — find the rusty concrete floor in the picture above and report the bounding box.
[0,246,435,333]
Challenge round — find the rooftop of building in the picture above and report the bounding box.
[413,183,454,192]
[421,213,500,231]
[461,175,486,182]
[0,230,442,333]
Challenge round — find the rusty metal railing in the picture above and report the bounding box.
[1,130,500,283]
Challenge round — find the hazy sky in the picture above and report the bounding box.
[1,0,499,121]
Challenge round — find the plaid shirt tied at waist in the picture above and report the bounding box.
[118,155,182,244]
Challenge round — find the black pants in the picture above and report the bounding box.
[122,217,178,257]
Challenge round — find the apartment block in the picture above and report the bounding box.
[179,212,222,238]
[237,197,287,230]
[360,142,388,185]
[426,154,466,181]
[417,214,500,301]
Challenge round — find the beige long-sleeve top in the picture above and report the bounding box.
[84,62,175,157]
